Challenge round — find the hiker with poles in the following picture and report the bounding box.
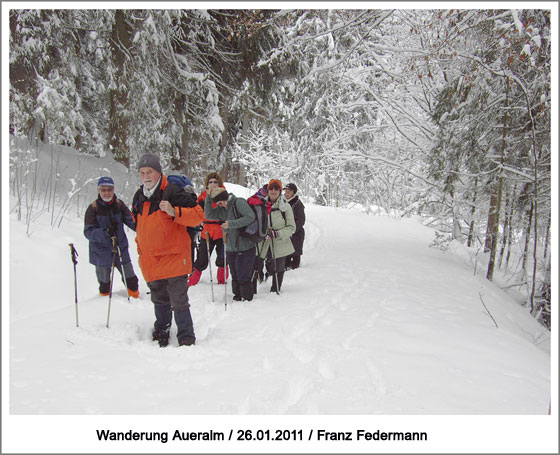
[132,154,204,347]
[188,172,227,288]
[209,187,256,302]
[255,179,296,294]
[247,184,269,291]
[84,176,139,299]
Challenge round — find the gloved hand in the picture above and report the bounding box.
[267,229,280,239]
[107,223,117,237]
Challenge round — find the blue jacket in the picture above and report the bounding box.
[84,195,136,267]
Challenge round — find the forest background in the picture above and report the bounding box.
[8,7,553,328]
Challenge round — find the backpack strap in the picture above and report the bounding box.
[271,207,287,224]
[231,199,241,250]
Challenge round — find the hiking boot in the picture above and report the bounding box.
[99,281,110,295]
[152,327,170,347]
[233,295,242,301]
[127,288,139,298]
[240,281,254,302]
[178,337,195,347]
[270,272,284,294]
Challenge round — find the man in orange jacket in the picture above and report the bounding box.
[132,153,205,347]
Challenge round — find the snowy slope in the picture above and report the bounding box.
[8,186,550,416]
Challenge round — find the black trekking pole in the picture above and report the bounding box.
[115,243,130,303]
[69,243,79,327]
[206,232,215,302]
[251,243,263,295]
[223,232,228,311]
[270,235,280,295]
[106,236,118,328]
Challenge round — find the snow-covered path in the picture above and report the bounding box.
[9,202,550,416]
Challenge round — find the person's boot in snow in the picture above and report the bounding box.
[127,289,140,298]
[99,281,110,296]
[240,281,254,301]
[291,256,301,269]
[152,324,171,347]
[178,337,195,346]
[232,280,242,301]
[270,272,284,293]
[126,276,139,298]
[188,268,202,287]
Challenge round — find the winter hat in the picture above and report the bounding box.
[260,184,268,195]
[98,176,115,187]
[137,153,162,174]
[210,187,229,203]
[268,179,282,191]
[284,183,298,194]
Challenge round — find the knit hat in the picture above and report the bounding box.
[284,183,298,194]
[137,153,162,174]
[268,179,282,191]
[98,176,114,187]
[210,187,229,203]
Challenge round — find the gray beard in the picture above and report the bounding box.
[143,177,161,198]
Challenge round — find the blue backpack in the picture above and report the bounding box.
[167,174,194,191]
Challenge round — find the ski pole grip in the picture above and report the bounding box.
[69,243,78,264]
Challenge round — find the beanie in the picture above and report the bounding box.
[210,187,229,203]
[98,176,114,187]
[268,179,282,191]
[285,183,298,194]
[137,153,162,174]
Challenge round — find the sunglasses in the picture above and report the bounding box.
[208,180,219,184]
[268,185,281,191]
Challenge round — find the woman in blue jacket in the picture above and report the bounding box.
[84,176,139,297]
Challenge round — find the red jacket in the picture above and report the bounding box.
[197,189,225,241]
[133,175,204,282]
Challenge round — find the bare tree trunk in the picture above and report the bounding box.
[521,202,533,273]
[486,78,509,282]
[218,103,230,181]
[543,214,550,260]
[467,178,478,248]
[504,209,513,270]
[109,10,133,168]
[485,177,503,281]
[529,200,539,313]
[498,185,514,269]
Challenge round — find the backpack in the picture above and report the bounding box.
[167,174,195,194]
[233,197,269,243]
[164,174,200,235]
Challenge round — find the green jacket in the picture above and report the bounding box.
[258,195,296,259]
[206,193,256,252]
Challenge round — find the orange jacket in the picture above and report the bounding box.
[197,189,224,241]
[133,175,205,282]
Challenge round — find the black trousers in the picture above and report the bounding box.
[226,247,256,300]
[194,237,225,271]
[148,274,195,343]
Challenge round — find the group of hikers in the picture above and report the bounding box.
[83,153,306,347]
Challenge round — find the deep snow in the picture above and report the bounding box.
[4,177,557,452]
